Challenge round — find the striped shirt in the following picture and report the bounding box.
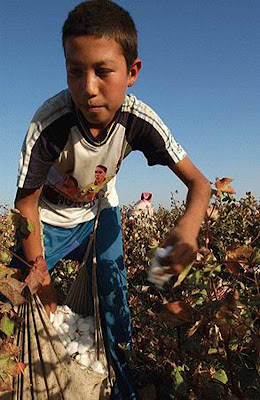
[17,90,186,227]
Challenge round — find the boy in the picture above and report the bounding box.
[13,1,211,399]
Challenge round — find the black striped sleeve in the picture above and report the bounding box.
[17,113,76,188]
[123,99,187,166]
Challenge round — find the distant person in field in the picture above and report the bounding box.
[130,192,154,217]
[12,1,211,398]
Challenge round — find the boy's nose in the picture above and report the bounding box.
[83,73,98,98]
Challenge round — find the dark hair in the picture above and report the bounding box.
[62,0,138,69]
[96,165,107,173]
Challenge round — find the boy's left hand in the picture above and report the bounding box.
[161,229,198,274]
[148,229,198,288]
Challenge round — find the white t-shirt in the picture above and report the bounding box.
[17,90,187,227]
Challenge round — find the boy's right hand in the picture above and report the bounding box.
[37,274,57,318]
[25,256,57,318]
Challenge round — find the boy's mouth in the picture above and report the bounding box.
[84,105,103,113]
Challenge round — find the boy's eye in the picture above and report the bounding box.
[68,69,83,77]
[96,68,112,77]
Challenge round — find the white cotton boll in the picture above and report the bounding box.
[88,344,96,352]
[90,361,105,374]
[67,341,78,356]
[88,351,96,362]
[60,322,70,334]
[155,246,173,260]
[61,340,68,348]
[58,331,67,341]
[84,316,95,325]
[53,321,60,331]
[82,319,95,334]
[49,312,55,324]
[78,319,90,328]
[55,326,64,337]
[147,259,173,289]
[77,317,85,327]
[82,338,94,350]
[89,324,95,334]
[64,312,78,325]
[74,331,80,340]
[68,323,77,335]
[78,343,89,354]
[81,328,93,337]
[68,331,76,341]
[75,354,81,361]
[58,331,71,344]
[78,322,91,333]
[79,353,91,368]
[53,312,64,328]
[62,305,71,313]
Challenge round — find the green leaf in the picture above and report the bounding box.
[172,367,187,395]
[173,263,193,288]
[213,369,228,384]
[0,252,11,264]
[236,281,245,291]
[11,209,35,236]
[0,302,12,314]
[188,269,201,285]
[252,248,260,265]
[0,315,15,337]
[0,264,16,279]
[208,348,218,354]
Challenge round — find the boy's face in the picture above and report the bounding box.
[65,36,141,134]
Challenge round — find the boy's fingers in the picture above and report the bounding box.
[44,305,51,319]
[49,301,57,314]
[38,281,58,319]
[41,299,57,319]
[162,245,197,274]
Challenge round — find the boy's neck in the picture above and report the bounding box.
[76,107,117,142]
[89,127,104,138]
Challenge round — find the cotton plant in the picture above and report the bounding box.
[50,305,105,374]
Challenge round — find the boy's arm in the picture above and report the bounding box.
[15,187,44,262]
[14,187,57,316]
[162,156,211,273]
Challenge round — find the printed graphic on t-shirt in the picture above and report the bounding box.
[49,165,115,203]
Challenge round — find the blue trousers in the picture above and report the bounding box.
[12,207,137,400]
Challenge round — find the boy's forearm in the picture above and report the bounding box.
[18,208,43,264]
[175,177,211,241]
[167,157,211,245]
[15,188,57,316]
[15,188,44,264]
[158,176,211,275]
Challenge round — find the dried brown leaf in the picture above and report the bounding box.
[0,340,20,358]
[159,301,195,327]
[215,177,236,194]
[0,277,27,306]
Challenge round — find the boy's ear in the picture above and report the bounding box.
[128,59,142,87]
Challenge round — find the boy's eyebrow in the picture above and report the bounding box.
[66,59,117,67]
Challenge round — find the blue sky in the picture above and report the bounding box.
[1,0,259,208]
